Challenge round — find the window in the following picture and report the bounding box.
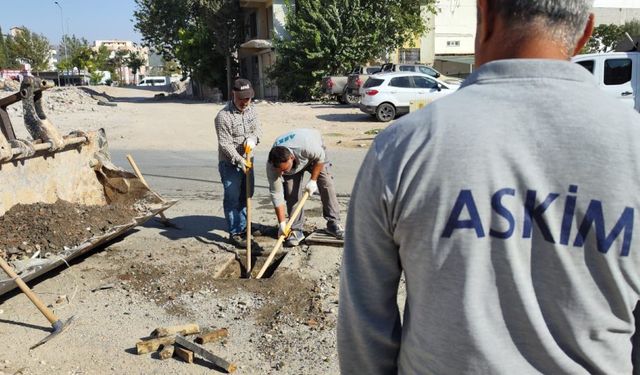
[447,40,461,47]
[399,65,415,72]
[366,67,381,74]
[418,66,438,77]
[363,78,384,88]
[248,12,258,39]
[399,48,420,64]
[576,60,594,74]
[413,76,438,89]
[389,76,412,88]
[604,58,632,85]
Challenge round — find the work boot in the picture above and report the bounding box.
[326,222,345,240]
[284,230,304,247]
[229,233,248,249]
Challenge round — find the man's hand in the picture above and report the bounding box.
[241,158,253,170]
[305,179,318,195]
[278,221,290,238]
[244,137,257,154]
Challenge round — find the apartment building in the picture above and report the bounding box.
[594,0,640,25]
[238,0,288,99]
[93,40,149,84]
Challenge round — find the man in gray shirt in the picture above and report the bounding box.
[339,0,640,373]
[214,78,261,248]
[266,129,343,246]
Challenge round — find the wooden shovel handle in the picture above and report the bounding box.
[0,257,59,324]
[256,191,310,279]
[245,149,252,274]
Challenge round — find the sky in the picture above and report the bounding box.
[1,0,638,47]
[0,0,142,46]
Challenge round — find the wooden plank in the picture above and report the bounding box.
[175,335,237,373]
[195,328,228,344]
[305,231,344,245]
[159,344,174,360]
[152,323,200,337]
[175,346,194,363]
[136,336,175,355]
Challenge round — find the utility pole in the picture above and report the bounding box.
[54,1,68,86]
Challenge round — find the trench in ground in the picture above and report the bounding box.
[216,251,288,279]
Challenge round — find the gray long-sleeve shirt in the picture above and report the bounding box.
[338,59,640,374]
[214,101,262,167]
[266,128,327,207]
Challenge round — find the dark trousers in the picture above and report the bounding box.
[283,163,341,231]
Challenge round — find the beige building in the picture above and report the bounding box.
[93,40,149,84]
[594,0,640,25]
[238,0,289,99]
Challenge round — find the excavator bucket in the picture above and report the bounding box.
[0,77,175,296]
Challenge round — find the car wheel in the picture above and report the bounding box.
[345,93,359,105]
[376,103,396,122]
[338,94,349,104]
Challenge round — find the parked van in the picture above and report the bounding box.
[572,52,639,112]
[138,76,169,86]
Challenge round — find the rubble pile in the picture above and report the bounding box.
[0,78,20,92]
[0,86,106,115]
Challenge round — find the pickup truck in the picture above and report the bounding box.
[378,63,464,85]
[345,65,382,102]
[321,66,379,104]
[572,51,639,112]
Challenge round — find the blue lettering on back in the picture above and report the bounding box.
[523,190,558,243]
[276,133,296,145]
[573,200,634,256]
[441,190,485,238]
[441,186,635,256]
[489,188,516,239]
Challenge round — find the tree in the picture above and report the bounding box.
[57,34,95,71]
[93,45,112,71]
[126,51,145,84]
[5,27,51,71]
[269,0,436,100]
[133,0,243,94]
[109,49,129,84]
[0,26,8,69]
[583,19,640,53]
[622,19,640,39]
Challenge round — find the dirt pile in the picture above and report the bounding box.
[0,86,107,116]
[0,200,138,261]
[0,78,20,92]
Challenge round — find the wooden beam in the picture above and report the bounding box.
[159,344,174,360]
[152,323,200,337]
[136,336,175,355]
[195,328,228,344]
[175,335,237,373]
[175,346,194,363]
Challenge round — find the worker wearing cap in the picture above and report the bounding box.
[266,128,344,247]
[215,78,262,248]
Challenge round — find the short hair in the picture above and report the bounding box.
[268,146,292,167]
[492,0,593,49]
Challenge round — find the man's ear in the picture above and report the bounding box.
[477,0,495,45]
[573,13,595,56]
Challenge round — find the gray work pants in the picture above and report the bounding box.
[283,163,341,231]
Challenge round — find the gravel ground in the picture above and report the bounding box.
[0,83,387,374]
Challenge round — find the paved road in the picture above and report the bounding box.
[111,148,369,201]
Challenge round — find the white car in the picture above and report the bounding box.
[359,72,460,122]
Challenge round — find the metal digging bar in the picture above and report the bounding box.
[0,256,75,350]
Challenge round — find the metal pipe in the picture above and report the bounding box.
[10,136,88,158]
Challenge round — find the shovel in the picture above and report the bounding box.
[255,191,310,279]
[0,257,74,350]
[245,146,253,274]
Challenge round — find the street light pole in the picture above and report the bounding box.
[54,1,68,86]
